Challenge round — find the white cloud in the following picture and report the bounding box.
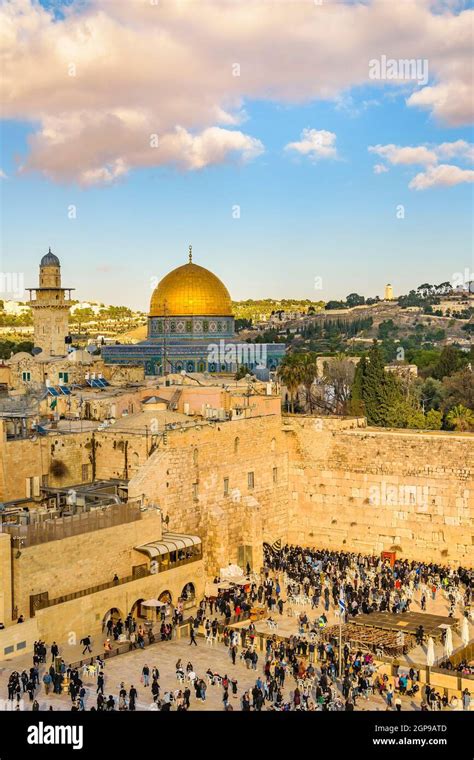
[368,144,438,166]
[409,164,474,190]
[435,140,474,162]
[407,82,473,128]
[285,129,337,161]
[370,140,474,189]
[1,0,472,184]
[0,169,7,179]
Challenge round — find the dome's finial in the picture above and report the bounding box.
[188,244,192,263]
[48,247,52,253]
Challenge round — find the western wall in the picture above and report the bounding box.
[286,417,473,565]
[1,412,473,576]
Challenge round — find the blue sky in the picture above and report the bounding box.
[1,0,473,309]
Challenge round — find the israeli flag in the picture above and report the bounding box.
[339,586,346,615]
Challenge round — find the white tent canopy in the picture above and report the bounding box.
[142,599,166,607]
[204,581,232,596]
[220,563,244,580]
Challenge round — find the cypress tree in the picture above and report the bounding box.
[349,355,366,416]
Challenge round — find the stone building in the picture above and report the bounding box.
[26,249,74,357]
[0,252,472,656]
[0,386,473,653]
[0,498,204,645]
[102,246,286,375]
[5,349,144,392]
[5,249,145,392]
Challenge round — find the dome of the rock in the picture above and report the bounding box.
[149,252,232,317]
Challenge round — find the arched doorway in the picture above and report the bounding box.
[180,582,195,602]
[130,598,147,620]
[158,590,172,605]
[102,607,124,632]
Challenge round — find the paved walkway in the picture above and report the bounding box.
[0,574,469,712]
[0,636,452,713]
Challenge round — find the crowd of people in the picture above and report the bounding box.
[263,545,472,622]
[1,545,472,712]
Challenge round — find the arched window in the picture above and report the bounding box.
[193,448,198,465]
[234,436,240,455]
[271,437,276,452]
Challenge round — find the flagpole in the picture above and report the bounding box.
[338,609,342,678]
[338,584,345,679]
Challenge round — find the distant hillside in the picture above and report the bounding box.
[232,299,325,320]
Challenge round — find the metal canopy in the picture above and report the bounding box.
[135,531,201,558]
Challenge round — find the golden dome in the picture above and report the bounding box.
[149,252,232,317]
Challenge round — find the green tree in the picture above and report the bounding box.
[346,293,365,308]
[363,342,403,426]
[425,409,443,430]
[441,368,474,412]
[295,352,318,413]
[418,377,444,411]
[433,346,466,380]
[278,354,303,413]
[321,354,356,415]
[446,404,474,432]
[378,319,398,339]
[348,355,366,416]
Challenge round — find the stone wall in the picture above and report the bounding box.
[12,509,164,618]
[1,411,473,583]
[0,617,39,659]
[128,414,291,574]
[33,561,205,644]
[0,534,12,625]
[286,417,474,566]
[0,425,93,502]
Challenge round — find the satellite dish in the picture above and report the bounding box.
[86,344,97,354]
[31,347,43,356]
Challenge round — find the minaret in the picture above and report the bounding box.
[26,248,74,357]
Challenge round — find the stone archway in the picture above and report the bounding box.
[102,606,124,632]
[158,590,172,605]
[130,598,147,620]
[180,582,195,602]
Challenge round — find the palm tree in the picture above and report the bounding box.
[297,352,319,413]
[446,404,474,432]
[278,354,303,413]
